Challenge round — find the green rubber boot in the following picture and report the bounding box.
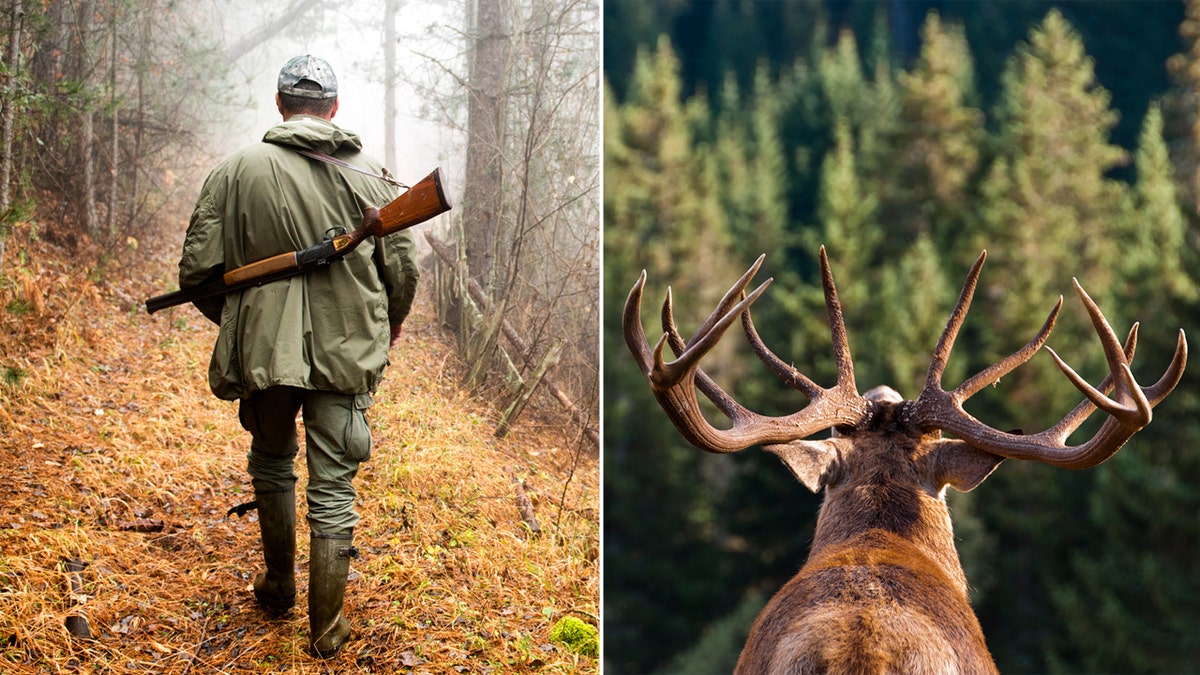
[252,491,296,614]
[309,531,355,658]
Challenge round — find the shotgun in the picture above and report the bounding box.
[145,167,450,315]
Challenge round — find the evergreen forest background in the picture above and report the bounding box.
[603,1,1200,673]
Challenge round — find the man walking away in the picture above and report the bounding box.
[177,55,419,658]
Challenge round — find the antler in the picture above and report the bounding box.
[911,251,1188,469]
[623,247,868,454]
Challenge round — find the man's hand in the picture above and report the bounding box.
[389,324,403,348]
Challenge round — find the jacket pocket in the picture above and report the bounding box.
[342,393,374,462]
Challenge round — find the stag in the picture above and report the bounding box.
[623,247,1186,675]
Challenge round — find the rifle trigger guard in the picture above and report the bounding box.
[324,226,347,241]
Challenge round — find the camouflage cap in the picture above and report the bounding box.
[277,55,338,100]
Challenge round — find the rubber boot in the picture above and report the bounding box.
[252,491,296,614]
[309,531,355,658]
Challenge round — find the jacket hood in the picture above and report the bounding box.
[262,115,363,155]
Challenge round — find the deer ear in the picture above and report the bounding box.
[923,440,1005,493]
[763,440,843,493]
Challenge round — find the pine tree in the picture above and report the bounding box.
[1046,100,1200,675]
[714,63,790,270]
[975,8,1129,420]
[814,24,904,184]
[884,11,986,248]
[1167,0,1200,216]
[870,235,957,396]
[967,12,1136,672]
[602,38,744,674]
[1118,104,1199,306]
[793,117,881,386]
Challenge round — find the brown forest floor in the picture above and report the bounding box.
[0,221,599,674]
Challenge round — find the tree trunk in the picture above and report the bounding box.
[383,0,400,170]
[463,0,509,293]
[1,0,23,212]
[0,0,22,271]
[132,2,148,226]
[80,0,97,237]
[223,0,323,62]
[107,10,118,235]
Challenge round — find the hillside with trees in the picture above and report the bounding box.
[603,2,1200,673]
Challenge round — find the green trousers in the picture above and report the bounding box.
[239,386,374,535]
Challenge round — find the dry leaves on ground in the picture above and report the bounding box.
[0,224,599,674]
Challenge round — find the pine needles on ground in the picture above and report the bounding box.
[0,226,599,674]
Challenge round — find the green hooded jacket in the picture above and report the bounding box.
[179,115,419,400]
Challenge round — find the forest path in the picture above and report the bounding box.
[0,226,598,674]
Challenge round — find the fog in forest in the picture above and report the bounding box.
[203,0,459,188]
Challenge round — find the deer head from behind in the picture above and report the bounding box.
[623,247,1186,675]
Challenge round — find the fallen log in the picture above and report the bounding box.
[425,231,598,447]
[507,467,541,537]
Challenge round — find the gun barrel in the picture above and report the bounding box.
[145,277,229,314]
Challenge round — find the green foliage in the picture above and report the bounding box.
[548,616,598,658]
[2,365,27,387]
[885,12,986,248]
[1041,97,1200,674]
[1120,104,1199,306]
[2,0,236,245]
[972,9,1130,427]
[1049,432,1200,673]
[714,64,791,268]
[5,299,31,316]
[602,39,745,674]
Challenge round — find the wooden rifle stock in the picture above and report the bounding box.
[145,168,450,314]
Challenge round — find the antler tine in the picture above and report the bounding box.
[741,305,823,400]
[1044,280,1143,420]
[954,297,1062,401]
[915,268,1188,471]
[819,246,857,393]
[653,278,773,387]
[925,251,987,391]
[1073,278,1131,384]
[1043,324,1138,436]
[661,286,687,354]
[1033,284,1187,455]
[681,254,767,349]
[622,254,871,456]
[919,249,1061,407]
[660,254,767,356]
[1043,348,1143,418]
[623,270,655,377]
[739,246,860,402]
[659,276,775,422]
[1145,329,1188,402]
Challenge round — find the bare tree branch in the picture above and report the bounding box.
[224,0,323,62]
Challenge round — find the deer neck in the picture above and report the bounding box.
[808,437,971,599]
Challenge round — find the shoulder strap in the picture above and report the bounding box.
[293,148,408,189]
